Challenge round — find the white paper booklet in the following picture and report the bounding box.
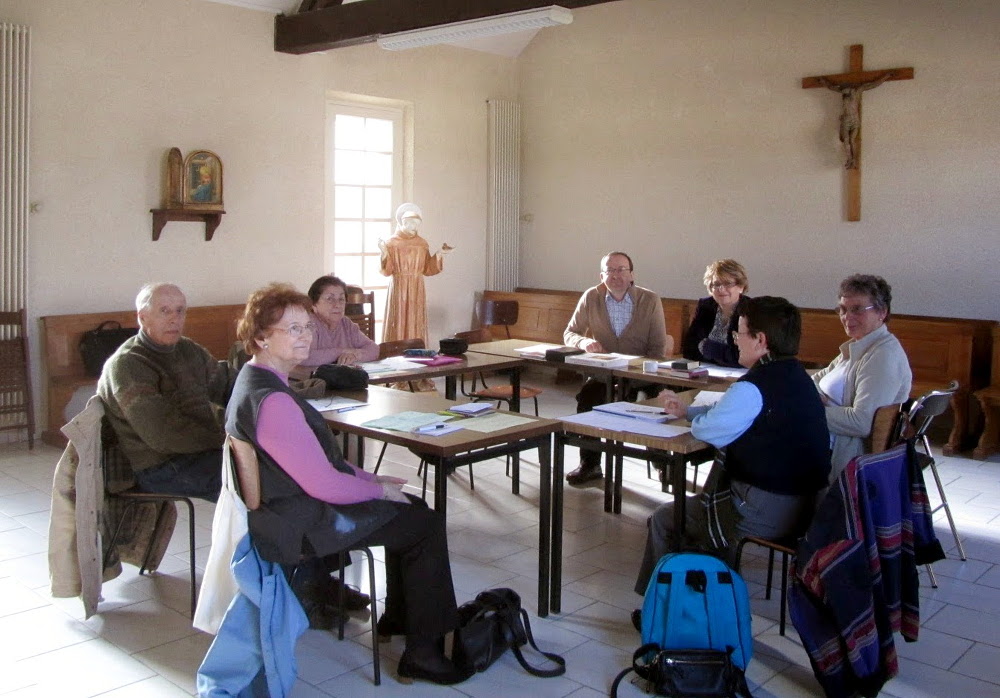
[565,353,631,368]
[593,401,675,423]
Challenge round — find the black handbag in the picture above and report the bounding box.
[312,363,369,391]
[611,644,752,698]
[78,321,139,377]
[452,588,566,678]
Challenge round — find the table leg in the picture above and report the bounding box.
[433,455,448,515]
[444,375,457,401]
[614,451,624,514]
[551,433,565,614]
[511,453,520,495]
[603,440,614,513]
[616,377,628,401]
[510,367,522,412]
[537,435,551,617]
[662,453,687,541]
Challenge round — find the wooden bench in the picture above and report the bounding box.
[40,304,245,447]
[483,289,995,454]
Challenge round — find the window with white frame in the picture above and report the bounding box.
[326,101,405,341]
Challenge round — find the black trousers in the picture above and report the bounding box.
[351,494,459,641]
[575,378,663,468]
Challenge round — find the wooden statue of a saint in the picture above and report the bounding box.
[379,203,453,343]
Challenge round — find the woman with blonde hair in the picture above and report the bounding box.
[227,283,466,685]
[682,259,750,367]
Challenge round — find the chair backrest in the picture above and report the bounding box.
[227,435,262,510]
[454,328,493,345]
[478,299,518,339]
[0,308,32,411]
[906,380,959,440]
[378,337,424,359]
[867,403,906,454]
[345,286,376,340]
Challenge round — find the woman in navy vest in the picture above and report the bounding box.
[227,283,466,686]
[635,296,831,595]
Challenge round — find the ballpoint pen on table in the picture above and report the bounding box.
[625,408,668,414]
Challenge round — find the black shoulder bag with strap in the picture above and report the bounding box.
[452,588,566,678]
[611,643,753,698]
[79,321,139,377]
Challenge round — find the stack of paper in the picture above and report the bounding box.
[565,353,631,368]
[514,343,561,358]
[359,357,424,375]
[306,397,367,413]
[447,402,495,416]
[593,401,675,423]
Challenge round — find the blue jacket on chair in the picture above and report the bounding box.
[196,533,309,697]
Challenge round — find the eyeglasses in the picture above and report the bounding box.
[271,322,316,338]
[602,266,631,275]
[319,294,347,304]
[731,329,752,342]
[835,304,875,317]
[708,280,737,291]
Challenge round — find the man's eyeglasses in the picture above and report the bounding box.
[602,266,631,275]
[731,329,752,342]
[271,322,316,338]
[708,280,737,291]
[835,304,875,317]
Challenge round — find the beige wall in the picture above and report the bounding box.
[2,0,514,430]
[517,0,1000,320]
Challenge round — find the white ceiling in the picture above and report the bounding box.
[196,0,548,57]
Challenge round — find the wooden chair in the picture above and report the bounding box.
[478,299,519,339]
[345,286,376,341]
[101,417,197,618]
[0,309,35,448]
[227,435,381,685]
[372,339,425,474]
[453,328,542,416]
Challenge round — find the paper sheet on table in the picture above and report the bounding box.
[561,410,692,438]
[701,363,748,379]
[306,396,368,413]
[458,412,536,433]
[359,357,424,374]
[514,343,561,357]
[691,390,726,408]
[361,411,449,431]
[412,422,464,436]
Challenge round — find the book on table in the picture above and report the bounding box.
[659,359,700,370]
[513,343,562,358]
[592,401,675,423]
[564,352,631,368]
[445,402,496,416]
[667,367,709,379]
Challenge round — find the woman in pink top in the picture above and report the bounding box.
[299,275,378,369]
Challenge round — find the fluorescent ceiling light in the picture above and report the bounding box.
[377,5,573,51]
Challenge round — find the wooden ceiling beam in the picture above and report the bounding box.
[275,0,621,54]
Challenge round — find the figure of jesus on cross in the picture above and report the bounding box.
[803,45,914,220]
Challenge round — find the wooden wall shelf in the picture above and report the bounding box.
[151,208,225,241]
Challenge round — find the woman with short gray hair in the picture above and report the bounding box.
[813,274,912,480]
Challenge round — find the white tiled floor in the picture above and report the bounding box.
[2,368,999,696]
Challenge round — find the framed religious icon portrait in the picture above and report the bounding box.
[182,150,224,211]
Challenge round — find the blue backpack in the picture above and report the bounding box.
[611,553,753,697]
[641,552,753,670]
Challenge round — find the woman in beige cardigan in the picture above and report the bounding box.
[812,274,912,481]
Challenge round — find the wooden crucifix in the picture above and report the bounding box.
[803,45,913,221]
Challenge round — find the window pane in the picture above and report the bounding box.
[334,221,363,254]
[365,118,393,152]
[335,150,365,185]
[333,256,363,286]
[365,187,391,219]
[335,186,362,219]
[364,221,391,253]
[365,152,392,186]
[362,254,383,287]
[335,115,365,149]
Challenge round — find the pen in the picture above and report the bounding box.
[625,408,668,414]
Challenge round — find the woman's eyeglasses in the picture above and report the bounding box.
[271,322,316,338]
[835,304,875,317]
[708,280,737,291]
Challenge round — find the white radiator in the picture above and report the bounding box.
[1,22,29,315]
[486,99,520,292]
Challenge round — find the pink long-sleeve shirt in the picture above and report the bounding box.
[300,314,378,368]
[254,364,382,505]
